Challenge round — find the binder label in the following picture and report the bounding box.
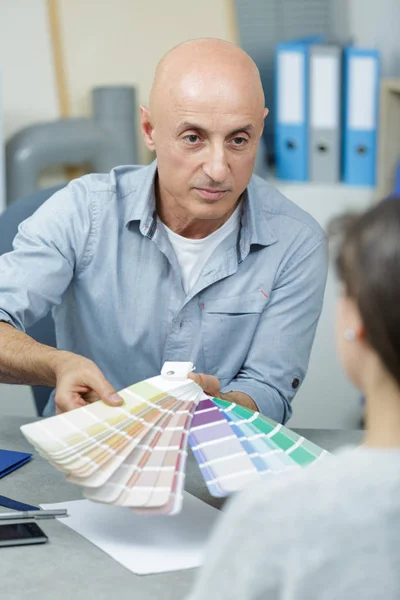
[278,52,304,125]
[348,57,378,130]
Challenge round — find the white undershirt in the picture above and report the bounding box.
[162,204,241,294]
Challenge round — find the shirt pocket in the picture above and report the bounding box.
[201,292,268,380]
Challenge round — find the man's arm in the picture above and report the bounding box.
[0,322,58,386]
[217,235,328,423]
[0,185,122,411]
[219,390,256,410]
[0,322,122,411]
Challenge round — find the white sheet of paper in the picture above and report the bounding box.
[41,492,219,575]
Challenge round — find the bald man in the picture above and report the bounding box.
[0,39,327,420]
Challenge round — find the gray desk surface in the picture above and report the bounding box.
[0,416,363,600]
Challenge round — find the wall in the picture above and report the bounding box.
[0,0,59,141]
[331,0,400,76]
[58,0,235,162]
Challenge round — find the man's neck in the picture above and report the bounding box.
[156,181,240,240]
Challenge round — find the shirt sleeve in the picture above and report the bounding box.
[0,181,92,331]
[220,232,328,423]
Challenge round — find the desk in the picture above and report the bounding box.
[0,416,363,600]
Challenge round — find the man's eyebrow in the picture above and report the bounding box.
[176,122,255,136]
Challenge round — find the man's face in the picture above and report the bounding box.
[142,75,267,221]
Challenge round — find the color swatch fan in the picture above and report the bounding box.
[21,377,204,515]
[21,368,328,515]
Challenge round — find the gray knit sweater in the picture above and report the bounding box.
[188,447,400,600]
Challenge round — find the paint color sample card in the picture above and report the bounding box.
[213,398,328,465]
[189,399,261,496]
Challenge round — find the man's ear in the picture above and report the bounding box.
[259,107,269,138]
[140,105,156,152]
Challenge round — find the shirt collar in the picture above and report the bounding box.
[123,159,158,230]
[238,178,278,254]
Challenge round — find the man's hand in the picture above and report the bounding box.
[188,372,258,411]
[188,372,221,397]
[51,351,123,413]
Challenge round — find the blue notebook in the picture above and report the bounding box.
[0,448,32,479]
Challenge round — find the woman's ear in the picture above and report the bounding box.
[140,105,156,152]
[356,325,366,342]
[343,296,364,334]
[350,302,365,344]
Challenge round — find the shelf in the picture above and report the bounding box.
[260,168,375,230]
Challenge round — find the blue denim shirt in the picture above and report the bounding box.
[0,161,327,422]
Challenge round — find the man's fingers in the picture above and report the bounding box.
[188,372,212,391]
[188,372,221,397]
[56,399,86,414]
[188,372,201,385]
[102,391,123,406]
[82,387,122,407]
[54,363,123,414]
[83,370,123,406]
[55,393,86,414]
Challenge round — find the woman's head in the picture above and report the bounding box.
[333,197,400,390]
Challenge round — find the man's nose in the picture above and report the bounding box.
[202,145,229,184]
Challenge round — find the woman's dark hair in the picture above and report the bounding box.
[330,196,400,386]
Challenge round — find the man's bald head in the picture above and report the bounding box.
[149,38,265,122]
[140,38,268,234]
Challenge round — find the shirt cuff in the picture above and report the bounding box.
[0,309,24,332]
[220,378,291,424]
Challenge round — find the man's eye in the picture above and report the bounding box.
[232,137,247,146]
[184,134,200,143]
